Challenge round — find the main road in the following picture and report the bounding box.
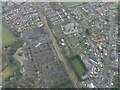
[34,5,84,88]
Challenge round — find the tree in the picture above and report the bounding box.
[18,52,23,56]
[86,29,90,36]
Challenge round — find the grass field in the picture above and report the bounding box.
[0,24,1,45]
[14,47,26,75]
[0,66,13,85]
[14,47,25,66]
[80,20,89,29]
[67,38,77,47]
[0,24,17,46]
[71,58,84,74]
[113,75,120,89]
[50,78,71,88]
[70,55,88,80]
[112,2,118,9]
[2,59,8,70]
[52,26,64,39]
[25,24,37,30]
[79,41,87,51]
[63,2,82,7]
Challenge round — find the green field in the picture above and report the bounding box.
[50,78,71,88]
[79,41,90,53]
[52,26,64,39]
[112,2,118,9]
[14,47,25,66]
[69,55,88,80]
[113,75,120,89]
[63,2,82,7]
[0,24,17,46]
[0,66,13,85]
[71,59,84,74]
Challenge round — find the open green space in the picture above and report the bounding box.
[2,59,8,70]
[113,75,120,90]
[112,2,118,9]
[0,24,17,46]
[14,47,25,66]
[0,66,13,85]
[69,55,88,80]
[86,28,91,36]
[0,64,22,85]
[79,41,91,54]
[67,38,78,47]
[80,20,89,29]
[63,2,82,7]
[71,59,84,73]
[50,78,71,88]
[52,26,64,39]
[66,38,91,54]
[1,25,23,85]
[14,47,25,74]
[25,24,37,30]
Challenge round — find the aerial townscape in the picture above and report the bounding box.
[0,1,119,89]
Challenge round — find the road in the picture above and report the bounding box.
[98,5,115,87]
[34,5,84,88]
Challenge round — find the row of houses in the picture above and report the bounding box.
[40,2,70,26]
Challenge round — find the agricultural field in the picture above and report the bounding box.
[69,55,88,80]
[1,24,17,46]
